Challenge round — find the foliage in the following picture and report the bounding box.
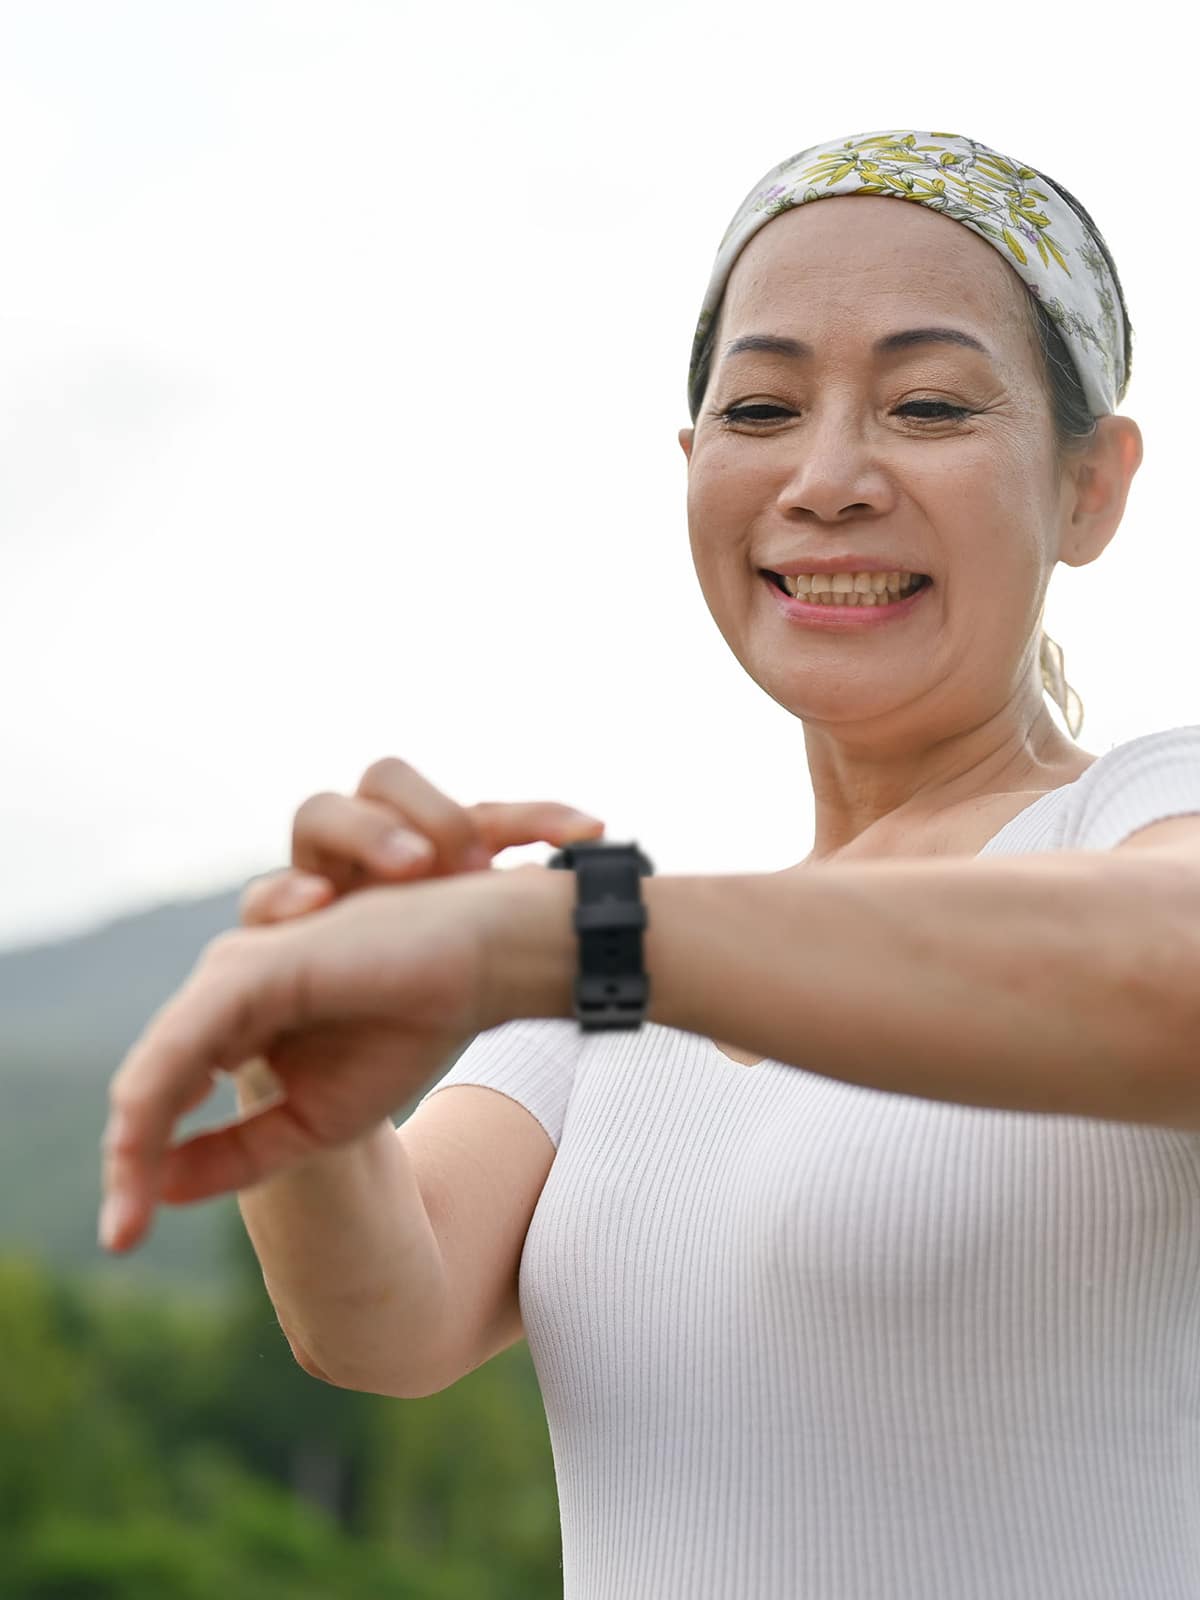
[0,1221,563,1598]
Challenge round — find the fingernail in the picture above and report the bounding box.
[378,829,433,866]
[99,1192,132,1251]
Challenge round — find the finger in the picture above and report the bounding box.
[297,761,604,889]
[178,1068,220,1116]
[292,771,604,895]
[240,869,334,926]
[100,934,296,1251]
[292,789,436,893]
[158,1097,324,1205]
[355,761,601,873]
[466,802,607,860]
[355,758,488,874]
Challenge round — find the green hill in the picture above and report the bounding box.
[0,884,469,1300]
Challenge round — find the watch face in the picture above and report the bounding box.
[549,840,653,875]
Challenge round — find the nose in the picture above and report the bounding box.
[772,407,890,523]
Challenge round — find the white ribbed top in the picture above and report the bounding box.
[418,725,1200,1599]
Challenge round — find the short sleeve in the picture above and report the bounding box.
[1065,724,1200,852]
[410,1016,586,1150]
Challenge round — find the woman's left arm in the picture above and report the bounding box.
[482,818,1200,1129]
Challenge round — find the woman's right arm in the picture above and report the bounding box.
[233,1063,448,1393]
[229,757,597,1395]
[234,1065,556,1398]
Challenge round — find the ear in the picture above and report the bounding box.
[1056,414,1143,569]
[678,426,694,462]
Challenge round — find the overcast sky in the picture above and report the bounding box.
[0,0,1190,955]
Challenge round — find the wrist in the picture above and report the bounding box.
[474,864,578,1032]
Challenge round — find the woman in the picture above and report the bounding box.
[102,130,1200,1597]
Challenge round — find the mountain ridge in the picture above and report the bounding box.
[0,881,469,1298]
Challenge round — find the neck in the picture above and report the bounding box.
[801,685,1092,865]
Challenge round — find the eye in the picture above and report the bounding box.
[714,404,794,425]
[895,401,973,422]
[714,400,974,428]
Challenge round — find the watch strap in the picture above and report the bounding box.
[545,839,654,1030]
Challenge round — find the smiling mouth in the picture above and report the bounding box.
[762,570,932,606]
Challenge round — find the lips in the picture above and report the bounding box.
[759,569,932,623]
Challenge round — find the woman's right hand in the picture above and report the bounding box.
[239,755,605,930]
[206,758,604,1126]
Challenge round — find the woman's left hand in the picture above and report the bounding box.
[99,870,506,1251]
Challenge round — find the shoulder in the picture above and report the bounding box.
[1066,724,1200,851]
[1082,723,1200,772]
[414,1017,587,1151]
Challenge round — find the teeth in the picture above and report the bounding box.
[779,570,923,604]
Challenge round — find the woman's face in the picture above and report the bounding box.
[679,195,1076,744]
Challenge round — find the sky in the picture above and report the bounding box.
[0,0,1191,955]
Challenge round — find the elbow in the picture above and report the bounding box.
[293,1352,337,1385]
[286,1335,342,1386]
[271,1305,347,1386]
[288,1336,446,1398]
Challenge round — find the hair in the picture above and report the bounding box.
[687,170,1135,741]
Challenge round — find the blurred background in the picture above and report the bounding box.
[0,1,1189,1593]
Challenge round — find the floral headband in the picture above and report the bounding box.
[689,128,1127,418]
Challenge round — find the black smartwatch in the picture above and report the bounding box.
[546,839,655,1030]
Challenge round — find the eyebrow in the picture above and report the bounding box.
[722,328,993,361]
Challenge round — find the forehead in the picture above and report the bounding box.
[721,193,1024,337]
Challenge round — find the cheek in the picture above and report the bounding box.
[935,482,1052,651]
[918,436,1009,511]
[686,444,764,538]
[917,438,1049,571]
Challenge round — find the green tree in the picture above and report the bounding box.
[0,1223,564,1599]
